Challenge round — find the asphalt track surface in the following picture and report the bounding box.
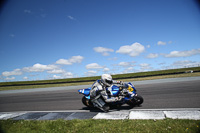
[0,77,200,112]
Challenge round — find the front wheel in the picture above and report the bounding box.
[135,95,144,105]
[126,95,144,108]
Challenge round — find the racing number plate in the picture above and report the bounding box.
[128,86,133,92]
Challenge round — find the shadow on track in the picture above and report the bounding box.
[81,105,143,112]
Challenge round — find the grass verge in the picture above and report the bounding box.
[0,119,200,133]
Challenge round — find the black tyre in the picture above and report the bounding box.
[82,96,93,107]
[126,100,136,108]
[109,104,122,109]
[135,95,144,105]
[126,95,144,108]
[102,105,110,112]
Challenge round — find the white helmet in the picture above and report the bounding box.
[101,74,113,87]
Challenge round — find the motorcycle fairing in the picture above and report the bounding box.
[78,82,136,100]
[110,85,120,96]
[127,82,136,92]
[78,88,91,96]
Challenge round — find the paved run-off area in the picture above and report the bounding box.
[0,109,200,120]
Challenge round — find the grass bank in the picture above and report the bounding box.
[0,119,199,133]
[0,67,200,91]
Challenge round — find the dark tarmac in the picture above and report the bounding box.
[0,77,200,112]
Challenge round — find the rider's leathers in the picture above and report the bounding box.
[90,80,119,108]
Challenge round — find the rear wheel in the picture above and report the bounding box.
[82,96,93,107]
[102,104,110,112]
[109,104,122,109]
[126,100,135,108]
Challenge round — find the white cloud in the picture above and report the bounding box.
[53,75,62,79]
[114,62,136,74]
[84,70,97,76]
[86,63,104,69]
[47,69,65,74]
[146,53,159,58]
[118,61,135,67]
[52,72,74,79]
[161,60,200,70]
[56,59,71,65]
[23,76,28,80]
[24,9,32,14]
[93,47,114,56]
[157,41,166,45]
[158,62,166,65]
[118,62,131,67]
[122,67,134,74]
[168,41,172,44]
[147,45,150,48]
[62,72,74,78]
[23,63,58,72]
[2,69,23,77]
[108,57,118,61]
[5,77,15,81]
[172,60,200,68]
[40,14,47,18]
[140,63,152,70]
[116,42,145,57]
[9,34,15,37]
[103,68,110,72]
[1,56,82,81]
[68,15,76,20]
[164,49,200,58]
[69,56,84,63]
[56,55,84,65]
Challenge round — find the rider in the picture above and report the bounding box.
[90,74,124,111]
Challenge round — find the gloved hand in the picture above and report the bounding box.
[118,96,123,101]
[114,97,119,102]
[115,96,123,101]
[116,81,124,85]
[122,83,129,89]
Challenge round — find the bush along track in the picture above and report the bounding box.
[1,67,200,87]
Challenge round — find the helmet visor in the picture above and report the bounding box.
[105,79,113,85]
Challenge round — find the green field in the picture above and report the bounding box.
[0,119,199,133]
[0,67,200,91]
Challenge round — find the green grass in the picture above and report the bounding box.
[1,67,200,91]
[0,119,199,133]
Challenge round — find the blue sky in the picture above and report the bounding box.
[0,0,200,82]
